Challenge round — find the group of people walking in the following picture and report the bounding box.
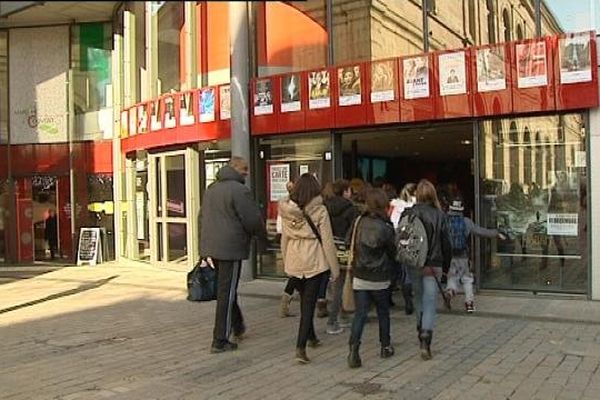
[199,156,503,366]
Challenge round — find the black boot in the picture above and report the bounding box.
[347,342,362,368]
[419,330,432,360]
[402,284,414,315]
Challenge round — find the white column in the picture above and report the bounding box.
[589,35,600,299]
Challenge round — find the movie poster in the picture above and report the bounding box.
[516,41,548,88]
[338,66,361,106]
[179,92,195,126]
[559,33,592,84]
[200,88,215,123]
[164,96,176,128]
[150,98,162,131]
[137,104,148,134]
[128,107,137,136]
[476,46,506,92]
[120,110,128,138]
[403,56,430,99]
[439,51,467,96]
[254,79,273,115]
[281,74,301,113]
[220,85,231,120]
[308,70,330,109]
[370,60,395,103]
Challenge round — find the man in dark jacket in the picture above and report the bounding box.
[200,156,266,353]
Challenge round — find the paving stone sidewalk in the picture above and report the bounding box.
[1,263,600,400]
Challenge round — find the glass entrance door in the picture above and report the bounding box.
[148,149,199,268]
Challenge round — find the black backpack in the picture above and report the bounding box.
[395,213,428,268]
[187,262,217,302]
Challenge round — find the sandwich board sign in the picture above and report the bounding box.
[77,227,103,266]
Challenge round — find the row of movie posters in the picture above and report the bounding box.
[130,86,232,134]
[253,33,593,116]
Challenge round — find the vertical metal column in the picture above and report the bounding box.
[534,0,541,38]
[422,0,430,52]
[229,1,253,282]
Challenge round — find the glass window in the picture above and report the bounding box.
[166,154,186,218]
[255,134,333,277]
[479,114,588,293]
[257,1,327,76]
[156,2,184,93]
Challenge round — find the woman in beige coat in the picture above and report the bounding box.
[279,173,340,364]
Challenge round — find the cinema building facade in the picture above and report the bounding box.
[1,1,600,298]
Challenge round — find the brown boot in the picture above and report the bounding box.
[316,299,328,318]
[279,293,294,318]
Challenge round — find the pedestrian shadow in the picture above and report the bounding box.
[0,275,119,315]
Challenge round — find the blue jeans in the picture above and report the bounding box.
[349,289,391,347]
[408,266,442,331]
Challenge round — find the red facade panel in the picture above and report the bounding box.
[305,69,335,131]
[278,73,306,133]
[471,43,513,116]
[251,77,279,135]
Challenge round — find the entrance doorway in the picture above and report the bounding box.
[32,176,58,261]
[341,122,475,215]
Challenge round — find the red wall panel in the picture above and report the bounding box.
[471,43,513,116]
[251,77,279,135]
[278,73,306,133]
[304,69,335,131]
[434,49,473,119]
[334,63,367,128]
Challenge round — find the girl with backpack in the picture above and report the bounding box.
[401,179,452,360]
[346,188,397,368]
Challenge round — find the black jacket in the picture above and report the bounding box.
[324,196,358,239]
[200,166,266,260]
[347,213,396,282]
[404,203,452,271]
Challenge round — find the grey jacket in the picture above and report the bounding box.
[200,166,266,260]
[449,211,498,258]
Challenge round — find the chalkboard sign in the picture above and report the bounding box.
[77,227,102,266]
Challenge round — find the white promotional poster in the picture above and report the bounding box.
[199,88,216,123]
[179,92,195,126]
[338,66,362,106]
[403,56,430,99]
[559,33,592,84]
[281,74,301,113]
[150,99,162,131]
[129,108,137,136]
[269,164,290,202]
[164,96,176,128]
[254,79,273,115]
[308,70,331,109]
[439,51,467,96]
[547,213,578,236]
[219,85,231,120]
[516,41,548,88]
[476,46,507,92]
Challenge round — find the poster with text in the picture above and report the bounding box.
[547,213,578,236]
[137,104,148,134]
[220,85,231,120]
[269,164,290,201]
[164,96,176,128]
[150,98,162,131]
[403,56,430,99]
[281,74,301,113]
[254,79,273,115]
[308,70,331,109]
[200,88,215,122]
[129,108,137,136]
[439,51,467,96]
[338,66,361,106]
[476,46,507,92]
[559,33,592,84]
[179,92,195,125]
[516,41,548,88]
[370,60,395,103]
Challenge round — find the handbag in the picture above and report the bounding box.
[186,261,218,302]
[342,216,362,313]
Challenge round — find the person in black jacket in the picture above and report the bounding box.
[402,179,451,360]
[346,188,397,368]
[44,209,58,259]
[200,157,267,353]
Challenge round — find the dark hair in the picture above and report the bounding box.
[321,181,335,201]
[364,188,389,220]
[290,173,322,209]
[332,179,350,197]
[416,179,441,210]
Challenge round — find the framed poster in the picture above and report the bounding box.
[516,41,548,88]
[403,56,430,99]
[179,92,195,125]
[164,96,176,128]
[476,46,507,92]
[547,213,578,236]
[200,88,215,123]
[128,107,136,136]
[254,79,273,115]
[137,104,148,134]
[219,85,231,120]
[371,60,395,103]
[439,51,467,96]
[338,66,361,106]
[120,110,128,137]
[308,70,331,109]
[150,98,162,131]
[559,33,592,84]
[281,74,301,113]
[269,164,290,201]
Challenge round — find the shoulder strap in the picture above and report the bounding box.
[348,216,363,268]
[302,209,322,245]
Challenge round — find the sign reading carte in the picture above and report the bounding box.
[76,227,102,266]
[269,164,290,201]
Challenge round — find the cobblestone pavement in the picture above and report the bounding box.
[1,264,600,400]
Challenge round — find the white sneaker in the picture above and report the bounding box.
[326,324,344,335]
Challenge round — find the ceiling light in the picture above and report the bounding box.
[461,140,472,145]
[419,136,425,140]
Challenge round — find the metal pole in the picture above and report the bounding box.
[535,0,541,38]
[422,0,430,52]
[67,68,76,262]
[326,0,334,65]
